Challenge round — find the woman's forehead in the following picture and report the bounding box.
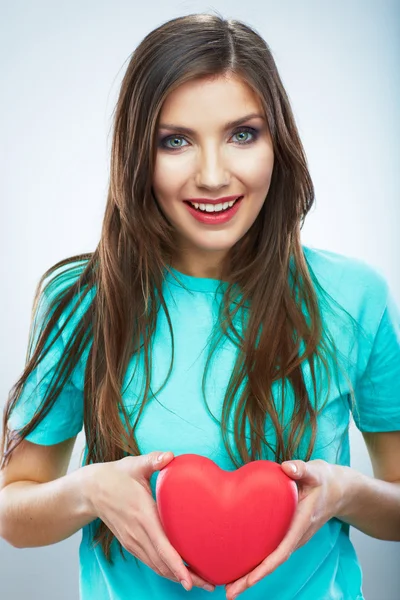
[157,75,264,127]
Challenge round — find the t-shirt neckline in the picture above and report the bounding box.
[164,265,228,293]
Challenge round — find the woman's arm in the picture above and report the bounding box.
[0,437,97,547]
[335,430,400,541]
[336,467,400,541]
[0,468,97,547]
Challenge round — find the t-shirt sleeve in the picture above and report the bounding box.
[352,280,400,432]
[8,274,85,446]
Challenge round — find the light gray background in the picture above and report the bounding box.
[1,1,399,599]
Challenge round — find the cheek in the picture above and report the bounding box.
[237,149,274,191]
[153,155,187,199]
[240,152,274,183]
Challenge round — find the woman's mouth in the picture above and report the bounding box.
[183,196,244,224]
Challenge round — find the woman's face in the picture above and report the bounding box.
[152,73,275,278]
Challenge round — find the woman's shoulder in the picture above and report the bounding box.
[301,244,391,342]
[37,255,94,339]
[302,243,389,306]
[40,255,91,294]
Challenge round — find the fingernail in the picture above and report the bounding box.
[203,583,215,592]
[157,453,165,461]
[180,579,190,591]
[284,462,297,473]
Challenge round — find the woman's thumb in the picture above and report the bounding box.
[121,451,174,483]
[149,451,174,473]
[154,450,173,463]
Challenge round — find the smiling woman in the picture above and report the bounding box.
[1,10,400,600]
[152,75,274,278]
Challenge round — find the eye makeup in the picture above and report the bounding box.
[158,126,260,151]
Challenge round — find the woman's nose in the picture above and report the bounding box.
[195,147,230,189]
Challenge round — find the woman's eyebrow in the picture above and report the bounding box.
[158,113,265,134]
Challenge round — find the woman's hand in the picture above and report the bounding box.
[225,459,345,600]
[86,450,216,593]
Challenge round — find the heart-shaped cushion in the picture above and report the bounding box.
[156,453,298,585]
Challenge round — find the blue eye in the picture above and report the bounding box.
[160,136,189,150]
[231,127,258,144]
[158,126,259,151]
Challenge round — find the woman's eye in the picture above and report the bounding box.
[159,127,259,151]
[160,136,189,150]
[231,127,258,144]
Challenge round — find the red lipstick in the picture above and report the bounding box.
[184,195,242,205]
[183,195,244,225]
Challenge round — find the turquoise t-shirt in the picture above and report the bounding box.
[8,245,400,600]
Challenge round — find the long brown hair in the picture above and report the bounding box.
[1,12,361,564]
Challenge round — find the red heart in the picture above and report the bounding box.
[156,454,298,586]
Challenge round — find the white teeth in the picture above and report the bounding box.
[188,198,240,212]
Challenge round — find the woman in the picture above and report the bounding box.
[1,12,399,600]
